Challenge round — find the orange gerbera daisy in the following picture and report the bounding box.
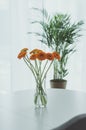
[20,48,28,52]
[17,51,27,59]
[17,48,28,59]
[37,51,46,61]
[52,52,61,60]
[30,54,37,60]
[46,53,54,60]
[30,49,43,54]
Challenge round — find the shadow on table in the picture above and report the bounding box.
[52,114,86,130]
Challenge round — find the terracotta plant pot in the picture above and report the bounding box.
[50,79,67,89]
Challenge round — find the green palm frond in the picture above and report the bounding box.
[28,9,84,79]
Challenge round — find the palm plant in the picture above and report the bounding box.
[29,9,84,80]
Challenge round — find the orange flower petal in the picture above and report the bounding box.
[37,51,46,61]
[30,49,43,54]
[30,54,37,60]
[46,53,54,60]
[52,52,61,60]
[20,48,28,52]
[17,51,27,59]
[17,48,28,59]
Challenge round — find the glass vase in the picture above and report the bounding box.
[34,78,47,108]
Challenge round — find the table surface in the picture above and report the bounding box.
[0,89,86,130]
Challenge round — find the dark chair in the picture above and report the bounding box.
[52,114,86,130]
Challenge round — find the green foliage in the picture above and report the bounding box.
[29,9,84,79]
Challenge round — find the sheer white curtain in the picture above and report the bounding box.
[0,0,11,92]
[0,0,44,92]
[11,0,45,91]
[0,0,86,92]
[45,0,86,92]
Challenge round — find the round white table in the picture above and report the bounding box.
[0,89,86,130]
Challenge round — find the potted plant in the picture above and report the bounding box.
[29,9,84,89]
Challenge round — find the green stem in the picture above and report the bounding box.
[35,60,39,72]
[42,60,53,83]
[39,61,42,74]
[23,57,38,84]
[25,55,38,75]
[41,60,48,77]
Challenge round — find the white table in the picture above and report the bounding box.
[0,89,86,130]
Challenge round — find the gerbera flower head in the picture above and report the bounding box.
[30,54,37,60]
[17,48,28,59]
[46,53,54,60]
[20,48,28,52]
[37,51,46,61]
[52,52,61,60]
[30,49,43,54]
